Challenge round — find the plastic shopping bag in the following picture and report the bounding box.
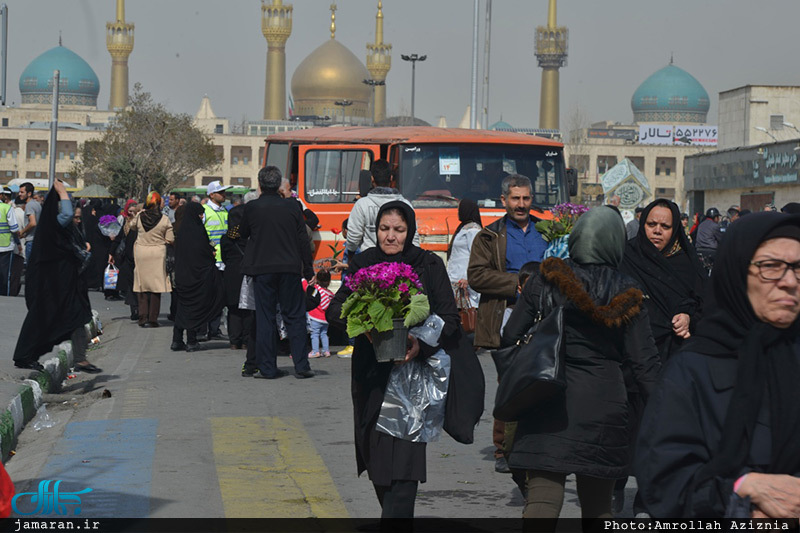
[103,264,119,290]
[376,349,451,443]
[239,275,255,310]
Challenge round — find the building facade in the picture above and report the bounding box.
[718,85,800,149]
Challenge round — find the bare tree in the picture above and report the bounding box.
[564,104,591,178]
[74,84,221,199]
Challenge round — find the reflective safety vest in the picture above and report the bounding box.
[0,203,11,248]
[203,203,228,262]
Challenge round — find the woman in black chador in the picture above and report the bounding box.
[327,200,484,519]
[636,212,800,518]
[171,201,224,352]
[13,181,101,373]
[620,198,706,361]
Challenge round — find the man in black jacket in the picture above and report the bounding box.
[239,166,316,379]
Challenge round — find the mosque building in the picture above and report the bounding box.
[560,60,718,209]
[0,1,394,190]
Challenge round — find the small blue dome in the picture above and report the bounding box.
[489,119,514,131]
[631,64,709,123]
[19,46,100,107]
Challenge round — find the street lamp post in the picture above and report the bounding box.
[362,79,385,125]
[783,122,800,136]
[334,99,352,125]
[401,53,426,122]
[754,126,778,143]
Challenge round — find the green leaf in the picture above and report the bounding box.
[340,293,358,318]
[346,317,368,338]
[374,308,394,332]
[367,300,386,321]
[404,293,430,327]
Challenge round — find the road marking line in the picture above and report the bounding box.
[211,417,349,518]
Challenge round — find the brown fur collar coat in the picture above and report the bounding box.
[540,257,643,328]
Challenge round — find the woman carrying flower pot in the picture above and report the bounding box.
[327,200,485,519]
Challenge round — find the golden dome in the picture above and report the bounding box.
[290,39,371,119]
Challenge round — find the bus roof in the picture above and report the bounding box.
[266,126,564,147]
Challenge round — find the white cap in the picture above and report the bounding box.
[206,181,232,196]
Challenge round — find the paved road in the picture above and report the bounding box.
[4,293,636,519]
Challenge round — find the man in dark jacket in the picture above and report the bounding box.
[239,166,315,379]
[695,207,723,260]
[467,173,548,473]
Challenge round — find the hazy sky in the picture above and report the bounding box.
[6,1,800,129]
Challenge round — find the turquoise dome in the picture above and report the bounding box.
[489,119,514,131]
[631,64,709,123]
[19,46,100,107]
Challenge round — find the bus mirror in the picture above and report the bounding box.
[566,168,578,197]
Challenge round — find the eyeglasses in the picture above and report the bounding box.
[750,259,800,281]
[73,216,82,220]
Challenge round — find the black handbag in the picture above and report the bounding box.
[305,284,321,311]
[165,244,175,274]
[491,282,566,422]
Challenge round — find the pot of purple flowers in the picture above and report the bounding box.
[340,262,430,363]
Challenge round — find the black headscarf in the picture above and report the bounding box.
[447,199,482,259]
[173,201,224,331]
[13,189,92,365]
[686,212,800,500]
[356,200,425,269]
[140,205,163,232]
[620,199,706,350]
[781,202,800,215]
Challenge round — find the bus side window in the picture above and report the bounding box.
[305,150,372,203]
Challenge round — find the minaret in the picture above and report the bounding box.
[366,1,391,124]
[106,0,134,110]
[262,0,293,120]
[535,0,568,130]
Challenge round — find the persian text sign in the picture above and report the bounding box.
[639,125,673,145]
[639,124,718,146]
[674,126,718,146]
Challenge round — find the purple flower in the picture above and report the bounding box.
[398,283,409,293]
[98,215,118,227]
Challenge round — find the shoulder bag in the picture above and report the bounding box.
[491,281,566,422]
[456,286,477,334]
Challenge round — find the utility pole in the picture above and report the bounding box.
[48,70,60,188]
[470,0,479,129]
[0,4,7,106]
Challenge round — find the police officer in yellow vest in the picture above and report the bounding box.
[0,187,22,296]
[204,181,231,266]
[201,181,230,340]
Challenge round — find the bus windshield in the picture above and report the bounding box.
[398,143,566,209]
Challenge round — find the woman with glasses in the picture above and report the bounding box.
[635,212,800,518]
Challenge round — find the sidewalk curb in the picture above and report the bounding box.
[1,311,102,461]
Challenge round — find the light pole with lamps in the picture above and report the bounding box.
[401,53,426,122]
[362,79,385,125]
[783,122,800,135]
[334,99,352,125]
[755,126,778,143]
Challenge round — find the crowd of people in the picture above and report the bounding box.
[3,165,800,523]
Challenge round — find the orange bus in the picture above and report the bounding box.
[263,126,576,261]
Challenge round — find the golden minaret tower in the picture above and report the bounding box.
[262,0,293,120]
[106,0,134,110]
[366,1,391,124]
[535,0,568,130]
